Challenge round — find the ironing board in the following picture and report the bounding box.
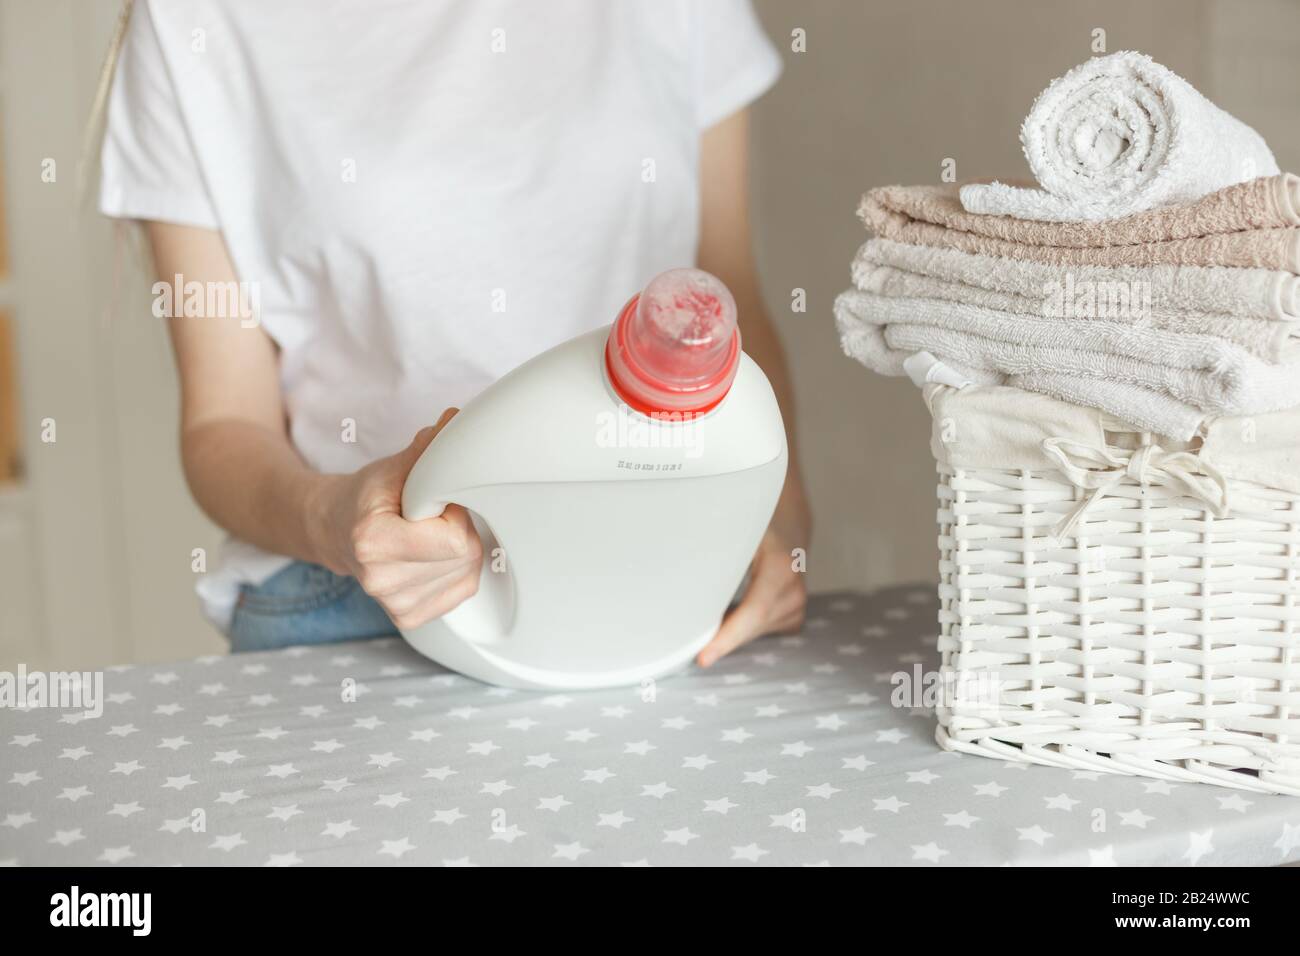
[4,587,1298,866]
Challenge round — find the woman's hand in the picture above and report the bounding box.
[310,409,483,629]
[696,487,811,667]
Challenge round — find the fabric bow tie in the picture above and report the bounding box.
[1040,436,1231,539]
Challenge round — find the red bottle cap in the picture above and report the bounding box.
[604,268,741,417]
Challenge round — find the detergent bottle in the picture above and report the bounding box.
[399,268,788,689]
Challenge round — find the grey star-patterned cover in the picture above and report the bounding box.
[4,588,1299,866]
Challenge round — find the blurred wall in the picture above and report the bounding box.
[3,0,1298,666]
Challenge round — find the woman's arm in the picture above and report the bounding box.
[695,108,813,665]
[146,221,482,629]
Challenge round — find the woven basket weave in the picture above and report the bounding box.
[931,398,1300,795]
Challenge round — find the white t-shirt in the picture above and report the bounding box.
[100,0,782,630]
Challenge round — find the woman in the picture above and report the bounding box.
[100,0,811,665]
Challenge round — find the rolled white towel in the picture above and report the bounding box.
[960,51,1279,222]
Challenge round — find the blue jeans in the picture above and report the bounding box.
[228,561,398,652]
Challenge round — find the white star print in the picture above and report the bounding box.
[806,783,841,800]
[466,740,500,756]
[682,754,716,770]
[408,728,440,742]
[1275,823,1300,859]
[432,808,467,824]
[732,843,769,862]
[265,763,298,779]
[873,796,907,813]
[906,770,939,784]
[1184,830,1214,865]
[1088,846,1118,866]
[3,813,35,829]
[162,775,197,791]
[422,767,456,781]
[216,790,248,805]
[310,740,344,754]
[1217,794,1252,813]
[842,755,875,771]
[641,782,675,799]
[623,740,656,756]
[525,753,558,768]
[159,818,190,834]
[815,714,848,731]
[663,828,698,845]
[1018,826,1053,846]
[98,846,134,864]
[48,829,84,847]
[704,797,738,815]
[481,780,515,795]
[9,771,40,786]
[368,752,403,767]
[839,826,874,845]
[874,728,905,744]
[379,838,416,859]
[565,728,599,743]
[374,793,410,809]
[973,781,1008,797]
[1044,793,1080,811]
[322,821,359,839]
[210,833,247,852]
[581,768,615,784]
[944,810,980,828]
[267,805,302,822]
[1118,809,1154,829]
[59,746,91,761]
[535,796,570,813]
[108,803,142,818]
[743,769,776,785]
[320,778,354,792]
[9,734,39,747]
[553,842,589,860]
[58,786,92,802]
[211,750,244,764]
[598,811,634,829]
[781,741,813,757]
[911,843,949,862]
[264,852,302,867]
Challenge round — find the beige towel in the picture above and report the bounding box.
[859,176,1300,273]
[852,254,1300,363]
[857,237,1300,321]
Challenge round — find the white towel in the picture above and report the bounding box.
[833,288,1300,440]
[856,238,1300,321]
[960,52,1279,222]
[852,244,1300,363]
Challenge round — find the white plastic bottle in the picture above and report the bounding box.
[400,268,788,689]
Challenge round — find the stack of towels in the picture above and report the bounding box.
[835,51,1300,441]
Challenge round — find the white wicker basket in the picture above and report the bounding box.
[928,385,1300,795]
